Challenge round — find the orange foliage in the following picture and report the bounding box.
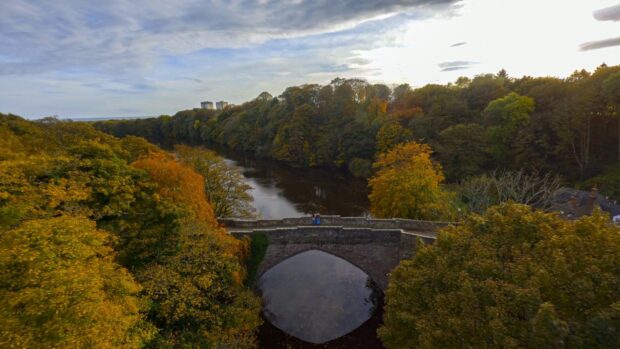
[132,153,218,227]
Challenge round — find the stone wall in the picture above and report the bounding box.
[231,226,436,290]
[220,215,452,232]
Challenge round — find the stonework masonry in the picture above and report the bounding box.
[222,216,452,290]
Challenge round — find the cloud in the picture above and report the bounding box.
[580,37,620,51]
[450,41,467,47]
[594,4,620,21]
[438,60,478,71]
[0,0,462,76]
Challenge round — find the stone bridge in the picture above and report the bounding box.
[219,216,453,290]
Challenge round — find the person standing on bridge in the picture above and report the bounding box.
[311,213,322,225]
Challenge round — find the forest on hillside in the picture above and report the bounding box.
[0,114,261,348]
[96,65,620,201]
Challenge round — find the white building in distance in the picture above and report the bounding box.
[216,101,228,110]
[201,101,214,110]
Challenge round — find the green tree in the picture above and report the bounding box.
[584,165,620,201]
[436,123,490,180]
[375,120,413,155]
[349,157,373,178]
[369,142,455,220]
[380,203,620,349]
[483,92,534,165]
[602,72,620,162]
[272,104,316,165]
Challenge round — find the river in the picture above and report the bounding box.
[220,151,370,219]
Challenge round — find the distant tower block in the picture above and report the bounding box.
[201,101,214,110]
[216,101,229,110]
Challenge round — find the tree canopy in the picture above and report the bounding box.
[369,142,455,220]
[95,65,620,196]
[0,216,154,349]
[0,114,261,348]
[380,203,620,349]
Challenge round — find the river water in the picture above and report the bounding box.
[214,150,382,348]
[220,151,370,219]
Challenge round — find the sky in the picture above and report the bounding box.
[1,0,620,119]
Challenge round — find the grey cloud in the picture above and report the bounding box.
[580,37,620,51]
[438,60,477,71]
[0,0,462,76]
[450,41,466,47]
[594,4,620,21]
[440,66,468,71]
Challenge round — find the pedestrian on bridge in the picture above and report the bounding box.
[311,213,322,225]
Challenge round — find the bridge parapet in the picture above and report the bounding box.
[219,215,453,232]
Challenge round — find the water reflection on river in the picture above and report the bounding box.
[218,151,370,219]
[258,250,381,345]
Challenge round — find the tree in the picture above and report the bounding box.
[459,169,563,213]
[0,114,263,348]
[602,72,620,162]
[436,123,490,180]
[349,157,373,178]
[175,145,255,218]
[463,74,508,112]
[375,121,413,155]
[369,142,455,220]
[380,203,620,349]
[137,219,261,348]
[272,104,316,165]
[132,153,218,226]
[130,154,261,347]
[584,165,620,201]
[0,216,154,349]
[483,92,534,165]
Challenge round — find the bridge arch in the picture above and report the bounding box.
[256,244,394,290]
[226,223,444,290]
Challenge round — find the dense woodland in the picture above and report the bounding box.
[0,114,260,348]
[96,65,620,201]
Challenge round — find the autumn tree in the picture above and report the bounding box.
[0,216,154,349]
[369,141,455,220]
[130,154,261,347]
[0,114,262,348]
[380,203,620,349]
[175,145,255,218]
[132,153,218,225]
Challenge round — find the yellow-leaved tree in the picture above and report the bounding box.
[369,141,455,220]
[379,204,620,349]
[0,216,154,349]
